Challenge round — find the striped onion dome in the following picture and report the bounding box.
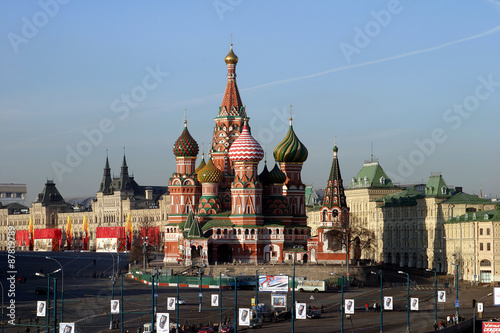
[267,163,287,184]
[195,153,206,173]
[197,158,223,183]
[273,120,308,163]
[173,121,199,157]
[228,122,264,162]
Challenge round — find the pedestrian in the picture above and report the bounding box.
[373,302,377,312]
[446,314,450,325]
[365,303,369,311]
[137,326,141,333]
[433,321,438,331]
[321,304,324,313]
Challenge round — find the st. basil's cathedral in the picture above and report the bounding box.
[164,45,349,265]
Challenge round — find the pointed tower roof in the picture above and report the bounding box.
[36,180,67,207]
[425,173,451,197]
[119,152,132,191]
[99,154,112,194]
[218,44,245,118]
[228,120,264,162]
[173,120,199,157]
[273,117,308,163]
[322,145,347,209]
[184,210,202,238]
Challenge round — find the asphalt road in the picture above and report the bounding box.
[2,251,500,333]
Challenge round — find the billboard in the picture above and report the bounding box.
[410,298,419,311]
[271,294,287,308]
[296,303,306,319]
[110,300,120,314]
[37,301,46,317]
[438,290,446,303]
[483,322,500,332]
[59,323,75,333]
[345,299,354,314]
[494,287,500,306]
[384,296,393,310]
[259,275,288,292]
[156,313,170,333]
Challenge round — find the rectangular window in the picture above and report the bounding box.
[480,243,484,251]
[487,228,491,235]
[487,243,491,251]
[480,228,483,235]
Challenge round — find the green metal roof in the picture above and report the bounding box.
[375,188,424,207]
[348,161,395,189]
[425,174,451,197]
[442,192,493,205]
[445,209,500,223]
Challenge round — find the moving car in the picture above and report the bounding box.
[197,327,214,333]
[306,309,321,319]
[177,298,187,305]
[249,317,263,329]
[220,325,234,333]
[35,287,54,295]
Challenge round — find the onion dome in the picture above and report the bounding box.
[195,153,206,173]
[333,145,338,153]
[225,44,238,64]
[259,162,270,184]
[228,122,264,162]
[267,163,287,184]
[173,121,199,157]
[198,158,223,183]
[273,119,308,163]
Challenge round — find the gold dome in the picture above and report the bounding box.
[225,44,238,64]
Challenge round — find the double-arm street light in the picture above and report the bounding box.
[371,271,383,332]
[398,271,410,333]
[36,268,60,333]
[426,268,437,326]
[451,254,459,319]
[142,236,149,273]
[473,292,492,333]
[46,256,64,322]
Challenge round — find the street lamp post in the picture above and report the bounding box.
[473,292,492,333]
[142,236,149,273]
[199,268,203,313]
[451,254,459,319]
[371,271,383,332]
[46,256,64,322]
[398,271,410,333]
[332,272,344,332]
[426,269,437,326]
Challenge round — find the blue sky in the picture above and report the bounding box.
[1,0,499,204]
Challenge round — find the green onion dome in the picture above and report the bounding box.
[273,121,308,163]
[258,162,270,185]
[333,145,338,153]
[173,121,199,157]
[195,153,206,173]
[197,158,223,183]
[267,163,287,184]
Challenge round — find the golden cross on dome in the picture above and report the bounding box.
[289,104,293,125]
[184,108,187,126]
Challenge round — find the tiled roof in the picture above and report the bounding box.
[442,192,492,205]
[173,123,199,157]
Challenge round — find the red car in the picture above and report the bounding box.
[220,326,234,333]
[198,327,214,333]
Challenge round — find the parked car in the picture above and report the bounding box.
[220,325,234,333]
[35,287,53,295]
[197,327,214,333]
[306,309,321,319]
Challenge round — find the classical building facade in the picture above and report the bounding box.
[3,155,170,252]
[164,45,311,265]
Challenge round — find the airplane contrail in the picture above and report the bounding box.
[243,24,500,91]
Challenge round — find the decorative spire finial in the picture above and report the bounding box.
[289,104,293,125]
[184,108,187,127]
